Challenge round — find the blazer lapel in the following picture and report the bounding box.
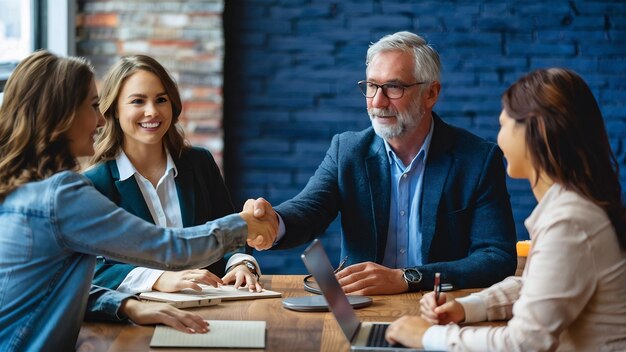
[174,153,196,227]
[365,136,391,262]
[420,115,453,262]
[110,161,154,224]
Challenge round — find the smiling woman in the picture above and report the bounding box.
[115,70,174,172]
[92,55,185,165]
[82,54,265,332]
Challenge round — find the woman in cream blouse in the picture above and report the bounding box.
[385,68,626,351]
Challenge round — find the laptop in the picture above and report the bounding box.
[301,239,430,351]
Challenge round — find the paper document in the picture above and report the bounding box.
[150,320,266,348]
[139,285,281,308]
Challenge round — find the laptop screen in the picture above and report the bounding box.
[301,239,361,341]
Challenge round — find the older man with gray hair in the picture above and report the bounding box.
[254,31,517,294]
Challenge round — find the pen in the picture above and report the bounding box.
[334,256,349,273]
[434,272,441,306]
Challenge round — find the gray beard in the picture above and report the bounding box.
[372,119,405,140]
[369,100,425,140]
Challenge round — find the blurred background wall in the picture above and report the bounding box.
[78,0,626,274]
[77,0,226,164]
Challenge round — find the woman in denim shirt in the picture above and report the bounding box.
[0,51,276,351]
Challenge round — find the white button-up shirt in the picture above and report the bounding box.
[115,150,257,294]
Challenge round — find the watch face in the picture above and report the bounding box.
[245,262,255,271]
[403,269,421,283]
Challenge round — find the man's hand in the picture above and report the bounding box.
[239,198,278,250]
[222,264,263,292]
[335,261,408,295]
[385,315,431,348]
[251,197,275,219]
[120,299,209,334]
[152,269,223,293]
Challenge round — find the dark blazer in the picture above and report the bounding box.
[275,115,517,289]
[84,147,236,290]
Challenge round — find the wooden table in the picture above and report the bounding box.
[76,275,496,352]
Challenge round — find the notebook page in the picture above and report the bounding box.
[150,320,266,348]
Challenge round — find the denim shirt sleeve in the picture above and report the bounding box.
[85,285,135,322]
[50,172,248,271]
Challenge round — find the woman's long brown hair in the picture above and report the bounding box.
[502,68,626,250]
[0,50,94,200]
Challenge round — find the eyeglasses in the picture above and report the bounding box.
[357,80,428,99]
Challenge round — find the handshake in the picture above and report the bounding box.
[238,198,279,250]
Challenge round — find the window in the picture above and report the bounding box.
[0,0,32,62]
[0,0,32,96]
[0,0,73,102]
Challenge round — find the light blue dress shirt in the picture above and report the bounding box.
[0,171,247,351]
[381,122,434,269]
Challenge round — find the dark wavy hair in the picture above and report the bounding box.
[0,50,94,200]
[502,68,625,250]
[91,54,187,164]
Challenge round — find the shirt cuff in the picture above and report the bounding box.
[457,294,488,323]
[87,285,138,322]
[116,296,139,321]
[276,212,286,244]
[116,267,165,294]
[422,325,449,351]
[225,253,262,277]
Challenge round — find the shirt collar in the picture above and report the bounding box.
[524,183,560,235]
[384,117,435,169]
[115,148,178,181]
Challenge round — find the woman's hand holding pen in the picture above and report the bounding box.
[420,291,465,325]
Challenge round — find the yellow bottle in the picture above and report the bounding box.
[516,240,532,257]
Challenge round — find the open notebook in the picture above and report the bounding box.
[139,285,282,308]
[150,320,266,348]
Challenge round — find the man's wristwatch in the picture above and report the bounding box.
[235,260,260,280]
[402,267,423,292]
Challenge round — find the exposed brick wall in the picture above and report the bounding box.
[224,1,626,274]
[76,0,225,165]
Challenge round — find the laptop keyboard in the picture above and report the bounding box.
[366,324,391,347]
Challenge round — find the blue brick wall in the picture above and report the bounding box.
[224,1,626,274]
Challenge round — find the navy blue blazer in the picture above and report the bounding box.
[84,147,236,290]
[275,115,517,289]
